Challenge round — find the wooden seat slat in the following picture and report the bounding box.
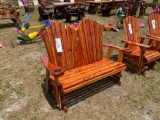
[59,61,122,84]
[64,66,126,94]
[61,59,113,77]
[62,63,125,89]
[50,61,125,86]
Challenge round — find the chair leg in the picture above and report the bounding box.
[137,65,146,76]
[148,62,155,70]
[110,72,122,86]
[46,69,51,93]
[137,48,146,75]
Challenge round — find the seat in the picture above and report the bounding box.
[147,13,160,51]
[122,16,160,75]
[41,19,130,112]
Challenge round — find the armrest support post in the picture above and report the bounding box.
[103,43,132,62]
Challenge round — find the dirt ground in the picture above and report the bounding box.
[0,5,160,120]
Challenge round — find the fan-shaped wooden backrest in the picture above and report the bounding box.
[148,14,160,47]
[148,14,160,37]
[123,16,140,51]
[43,20,103,71]
[77,19,103,65]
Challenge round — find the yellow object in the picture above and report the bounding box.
[28,32,38,39]
[21,27,26,32]
[28,25,43,29]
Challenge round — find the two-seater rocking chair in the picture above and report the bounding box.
[122,16,160,75]
[40,19,131,112]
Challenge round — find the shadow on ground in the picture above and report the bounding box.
[41,77,117,111]
[0,23,16,29]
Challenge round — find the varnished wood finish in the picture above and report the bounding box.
[148,14,160,50]
[123,16,160,75]
[41,19,128,112]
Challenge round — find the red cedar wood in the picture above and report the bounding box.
[148,14,160,47]
[123,16,160,75]
[41,19,130,111]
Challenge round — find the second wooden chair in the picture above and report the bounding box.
[122,16,160,75]
[147,14,160,51]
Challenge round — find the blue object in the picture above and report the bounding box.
[43,20,54,27]
[23,15,32,18]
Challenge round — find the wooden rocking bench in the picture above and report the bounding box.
[41,19,131,112]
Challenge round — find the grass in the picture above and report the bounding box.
[0,4,160,119]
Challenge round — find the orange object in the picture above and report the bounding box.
[104,23,110,31]
[122,16,160,75]
[41,20,130,112]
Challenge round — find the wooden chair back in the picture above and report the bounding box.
[123,16,140,51]
[42,20,103,71]
[148,14,160,47]
[77,19,103,64]
[148,14,160,37]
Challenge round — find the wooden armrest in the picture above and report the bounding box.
[121,40,150,49]
[103,44,132,54]
[146,34,160,39]
[140,35,160,41]
[40,56,64,77]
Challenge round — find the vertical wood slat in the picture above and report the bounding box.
[43,30,55,64]
[89,20,97,62]
[82,20,91,64]
[94,20,100,61]
[51,23,62,68]
[72,29,78,68]
[45,26,58,65]
[158,15,160,37]
[67,25,73,70]
[85,20,94,63]
[78,22,89,65]
[61,24,69,70]
[99,23,103,60]
[49,24,58,66]
[58,23,66,70]
[135,17,139,51]
[77,39,83,67]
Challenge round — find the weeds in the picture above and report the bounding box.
[156,61,160,72]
